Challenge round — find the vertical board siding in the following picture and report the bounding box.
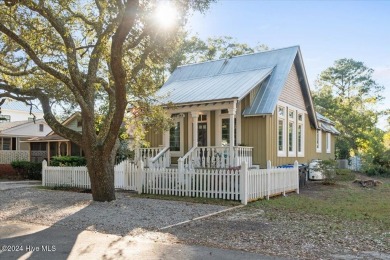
[279,63,306,111]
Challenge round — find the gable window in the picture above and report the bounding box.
[288,110,296,157]
[316,129,322,153]
[77,120,82,127]
[326,133,331,153]
[277,106,286,157]
[39,124,44,132]
[297,113,304,157]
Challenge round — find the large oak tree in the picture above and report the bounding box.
[0,0,212,201]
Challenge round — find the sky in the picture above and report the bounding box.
[185,0,390,128]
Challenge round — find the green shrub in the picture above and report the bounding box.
[11,161,42,180]
[313,160,337,185]
[50,156,86,166]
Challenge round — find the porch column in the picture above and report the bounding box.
[228,106,236,166]
[191,111,199,147]
[163,113,171,147]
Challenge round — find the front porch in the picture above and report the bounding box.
[140,99,254,169]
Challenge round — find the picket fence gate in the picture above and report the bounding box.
[42,160,299,205]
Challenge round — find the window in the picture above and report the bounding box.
[169,121,181,151]
[221,118,236,146]
[2,137,11,150]
[77,120,82,127]
[316,129,322,153]
[288,110,296,157]
[39,124,44,132]
[326,133,331,153]
[297,113,304,157]
[277,106,286,157]
[0,115,10,123]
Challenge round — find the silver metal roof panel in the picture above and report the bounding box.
[158,67,274,104]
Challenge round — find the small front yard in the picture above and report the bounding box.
[164,175,390,259]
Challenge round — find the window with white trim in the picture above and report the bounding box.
[316,129,322,153]
[297,113,305,157]
[326,133,331,153]
[169,114,184,156]
[288,110,296,156]
[169,121,181,151]
[277,106,286,156]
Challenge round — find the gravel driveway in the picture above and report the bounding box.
[1,185,389,260]
[0,187,229,236]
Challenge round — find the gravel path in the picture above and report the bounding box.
[0,188,229,237]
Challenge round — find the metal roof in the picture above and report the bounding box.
[159,46,300,114]
[316,112,340,135]
[158,67,274,104]
[1,100,42,113]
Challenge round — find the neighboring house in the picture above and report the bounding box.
[142,46,339,169]
[25,113,83,163]
[0,119,51,164]
[0,99,44,122]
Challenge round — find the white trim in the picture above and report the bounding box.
[316,129,322,153]
[297,113,305,157]
[326,132,331,154]
[236,102,242,145]
[277,105,287,157]
[287,109,296,157]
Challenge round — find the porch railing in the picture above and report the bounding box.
[179,146,253,169]
[135,147,163,168]
[148,147,171,169]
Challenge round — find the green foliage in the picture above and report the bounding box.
[315,160,337,185]
[362,150,390,177]
[314,59,385,159]
[167,35,269,73]
[50,156,86,166]
[11,160,42,180]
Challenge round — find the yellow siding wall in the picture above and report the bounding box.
[265,111,336,166]
[145,129,163,147]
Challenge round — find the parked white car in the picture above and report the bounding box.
[308,160,324,180]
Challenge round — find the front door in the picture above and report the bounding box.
[198,122,207,146]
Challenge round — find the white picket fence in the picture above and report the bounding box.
[0,150,29,164]
[42,160,299,204]
[42,160,139,190]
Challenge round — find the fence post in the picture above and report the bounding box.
[294,160,299,194]
[240,161,248,205]
[178,158,185,187]
[42,160,47,186]
[137,160,144,194]
[267,160,271,200]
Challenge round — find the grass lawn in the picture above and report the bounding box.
[251,176,390,229]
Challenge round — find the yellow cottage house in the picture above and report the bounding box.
[143,46,339,169]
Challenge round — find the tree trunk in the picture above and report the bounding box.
[86,148,116,202]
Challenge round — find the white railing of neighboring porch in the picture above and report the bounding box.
[0,150,29,164]
[42,160,299,205]
[179,146,253,169]
[135,147,165,168]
